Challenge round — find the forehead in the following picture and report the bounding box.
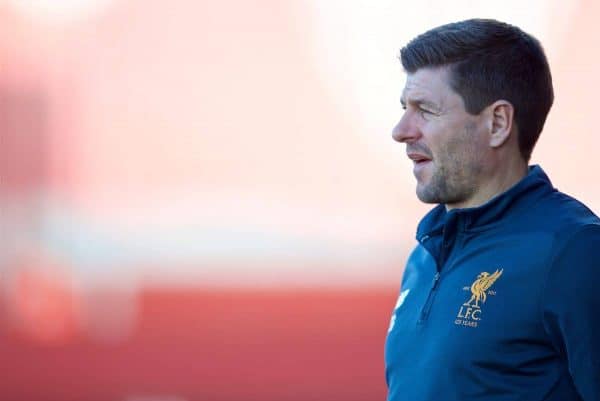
[401,66,457,106]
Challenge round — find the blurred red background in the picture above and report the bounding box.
[1,1,599,400]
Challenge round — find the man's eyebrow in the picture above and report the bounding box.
[401,97,439,110]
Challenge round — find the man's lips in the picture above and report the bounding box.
[407,152,432,164]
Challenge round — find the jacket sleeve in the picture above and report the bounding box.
[541,224,600,401]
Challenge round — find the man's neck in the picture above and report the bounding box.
[446,161,529,211]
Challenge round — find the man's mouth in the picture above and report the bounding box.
[407,153,432,164]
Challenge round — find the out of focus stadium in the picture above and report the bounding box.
[1,0,599,400]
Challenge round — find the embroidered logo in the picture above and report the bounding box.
[454,269,503,328]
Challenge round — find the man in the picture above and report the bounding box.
[385,19,600,401]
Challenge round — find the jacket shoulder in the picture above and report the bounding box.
[528,189,600,233]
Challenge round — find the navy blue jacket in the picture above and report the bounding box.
[385,166,600,400]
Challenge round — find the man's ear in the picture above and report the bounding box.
[488,100,514,148]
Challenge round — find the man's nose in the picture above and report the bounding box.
[392,113,421,143]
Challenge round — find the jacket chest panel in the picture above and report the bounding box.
[387,232,555,371]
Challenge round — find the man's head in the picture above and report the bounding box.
[392,19,554,208]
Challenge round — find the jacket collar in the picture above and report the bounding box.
[416,165,554,240]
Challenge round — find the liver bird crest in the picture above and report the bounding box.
[463,269,503,308]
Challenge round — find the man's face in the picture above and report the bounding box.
[392,66,490,207]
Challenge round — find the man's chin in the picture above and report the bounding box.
[416,184,440,204]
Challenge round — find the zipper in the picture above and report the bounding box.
[417,271,441,324]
